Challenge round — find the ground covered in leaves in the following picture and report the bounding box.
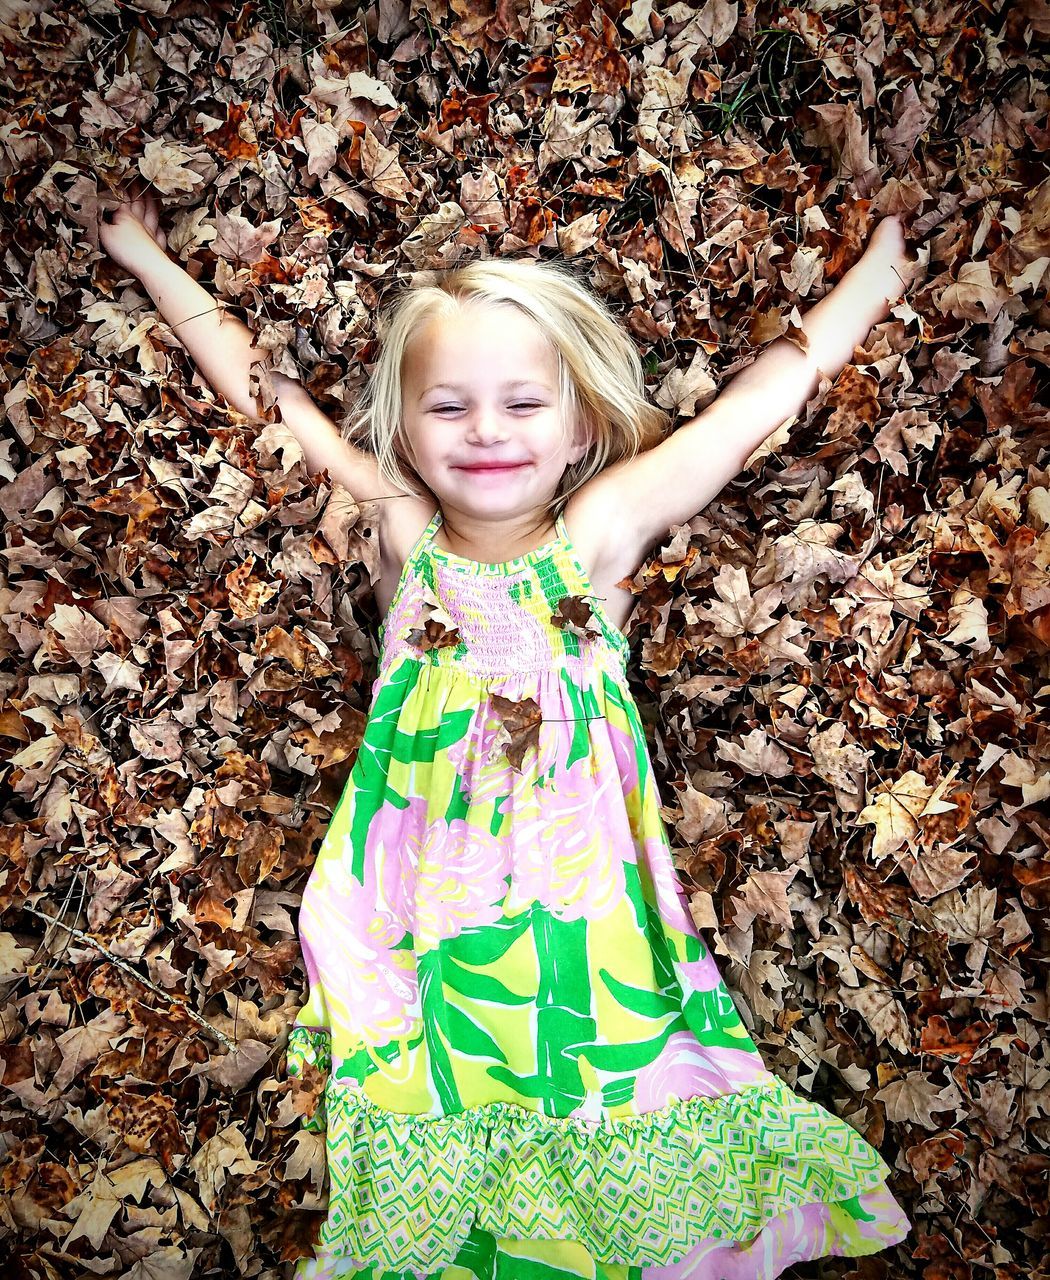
[1,0,1049,1277]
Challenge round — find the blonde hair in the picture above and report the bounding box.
[342,255,671,515]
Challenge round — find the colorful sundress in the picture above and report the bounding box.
[286,508,911,1280]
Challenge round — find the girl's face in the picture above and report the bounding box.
[399,303,589,525]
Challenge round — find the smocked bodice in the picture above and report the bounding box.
[376,509,630,682]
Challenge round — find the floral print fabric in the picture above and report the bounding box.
[286,509,910,1279]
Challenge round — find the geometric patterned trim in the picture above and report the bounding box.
[313,1073,897,1273]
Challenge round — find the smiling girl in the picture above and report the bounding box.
[99,187,914,1280]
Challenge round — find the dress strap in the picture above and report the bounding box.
[408,507,443,565]
[377,508,441,652]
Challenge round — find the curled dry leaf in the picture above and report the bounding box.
[489,694,542,772]
[550,593,601,640]
[406,583,462,651]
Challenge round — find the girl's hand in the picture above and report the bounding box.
[863,215,920,302]
[98,181,169,277]
[867,214,905,262]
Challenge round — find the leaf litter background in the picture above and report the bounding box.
[1,0,1049,1276]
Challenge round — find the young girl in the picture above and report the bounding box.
[99,190,914,1280]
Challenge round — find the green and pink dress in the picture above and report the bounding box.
[286,509,910,1280]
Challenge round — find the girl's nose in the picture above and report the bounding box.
[465,411,509,444]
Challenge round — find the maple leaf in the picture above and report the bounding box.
[700,563,783,637]
[855,768,959,863]
[838,981,912,1054]
[406,617,462,651]
[489,694,542,771]
[550,593,601,640]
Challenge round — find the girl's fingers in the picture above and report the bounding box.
[146,195,166,246]
[103,181,166,246]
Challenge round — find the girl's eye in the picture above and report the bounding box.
[431,403,542,413]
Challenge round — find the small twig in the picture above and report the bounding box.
[25,907,237,1051]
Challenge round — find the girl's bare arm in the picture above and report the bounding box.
[695,216,915,449]
[576,216,917,559]
[97,189,383,501]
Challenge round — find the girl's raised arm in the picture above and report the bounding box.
[577,216,916,564]
[97,186,383,503]
[692,215,915,466]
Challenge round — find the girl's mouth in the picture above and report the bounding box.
[456,463,527,473]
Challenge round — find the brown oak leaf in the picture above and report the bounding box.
[490,694,542,771]
[406,583,462,651]
[550,593,601,641]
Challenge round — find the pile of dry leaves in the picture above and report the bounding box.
[1,0,1048,1276]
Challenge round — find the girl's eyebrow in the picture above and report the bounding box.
[421,380,549,395]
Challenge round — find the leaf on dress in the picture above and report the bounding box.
[406,582,462,651]
[550,593,601,640]
[490,693,541,771]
